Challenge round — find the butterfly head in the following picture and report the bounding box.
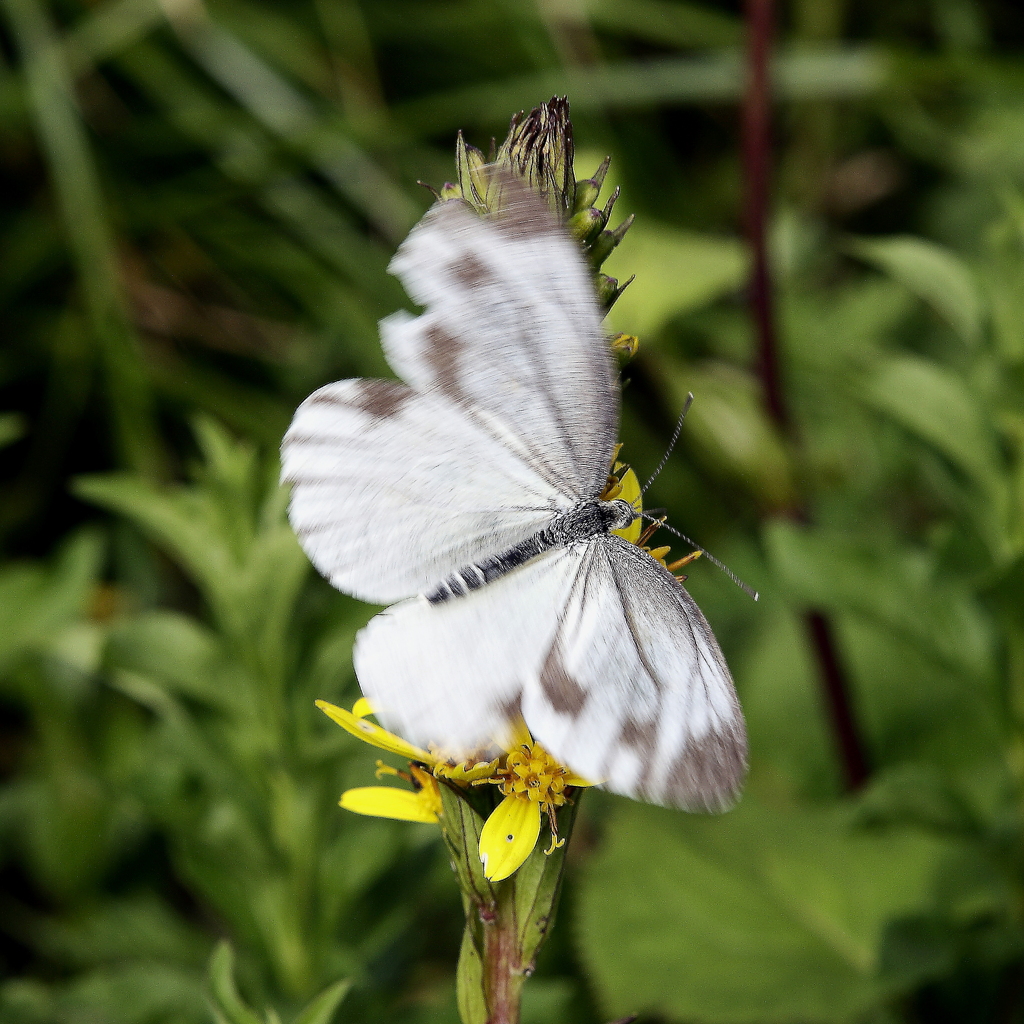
[602,498,639,533]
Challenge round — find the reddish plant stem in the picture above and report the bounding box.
[807,612,870,787]
[482,896,525,1024]
[741,0,869,790]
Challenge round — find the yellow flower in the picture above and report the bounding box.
[478,719,592,881]
[316,700,591,881]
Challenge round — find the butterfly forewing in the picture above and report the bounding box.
[381,186,618,500]
[283,182,620,604]
[283,379,563,603]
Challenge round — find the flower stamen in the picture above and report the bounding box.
[636,516,666,546]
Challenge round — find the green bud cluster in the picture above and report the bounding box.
[434,97,635,316]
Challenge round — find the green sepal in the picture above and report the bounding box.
[568,207,605,244]
[455,131,490,211]
[440,782,498,1024]
[438,780,497,912]
[512,798,579,967]
[574,179,601,214]
[573,156,610,213]
[456,918,488,1024]
[589,214,635,270]
[597,273,634,311]
[441,779,585,1024]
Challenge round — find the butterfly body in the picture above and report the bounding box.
[426,498,636,603]
[282,179,747,811]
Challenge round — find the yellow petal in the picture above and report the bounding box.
[479,795,542,881]
[611,468,642,543]
[500,716,534,750]
[438,758,501,783]
[352,696,375,718]
[564,772,597,788]
[316,700,434,762]
[339,786,439,824]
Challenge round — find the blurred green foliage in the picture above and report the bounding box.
[2,1,1024,1022]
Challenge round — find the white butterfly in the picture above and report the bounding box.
[282,180,746,811]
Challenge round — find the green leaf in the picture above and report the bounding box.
[763,520,994,678]
[291,979,351,1024]
[604,222,747,336]
[0,961,210,1024]
[583,0,743,48]
[857,354,1006,545]
[25,896,210,970]
[661,358,796,510]
[207,941,265,1024]
[847,235,984,347]
[512,799,578,968]
[0,530,104,676]
[393,49,886,136]
[105,611,241,710]
[2,0,160,476]
[577,798,949,1024]
[863,356,997,486]
[74,419,308,671]
[456,925,488,1024]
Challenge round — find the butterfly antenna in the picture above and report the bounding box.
[642,393,694,494]
[640,513,759,601]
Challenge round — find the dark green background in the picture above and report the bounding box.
[2,1,1024,1021]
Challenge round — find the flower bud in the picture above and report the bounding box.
[494,95,575,215]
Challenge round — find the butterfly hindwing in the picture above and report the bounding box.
[522,535,747,811]
[352,546,584,755]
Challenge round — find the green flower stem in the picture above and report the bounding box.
[438,782,579,1024]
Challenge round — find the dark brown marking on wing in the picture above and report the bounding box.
[450,253,494,290]
[424,324,464,398]
[615,715,659,795]
[660,723,748,812]
[619,715,658,753]
[539,643,588,717]
[351,380,410,418]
